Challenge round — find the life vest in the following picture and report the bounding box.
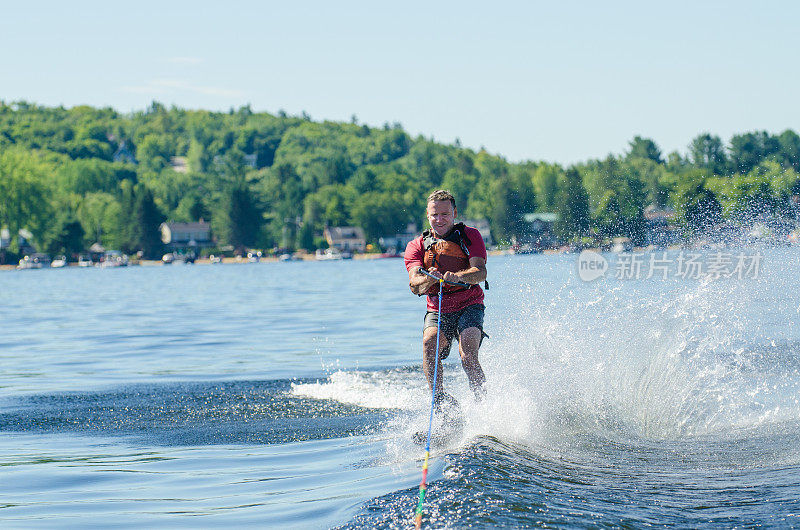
[422,223,473,296]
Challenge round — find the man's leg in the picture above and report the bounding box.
[458,326,486,396]
[423,326,450,398]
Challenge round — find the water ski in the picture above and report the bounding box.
[413,393,465,447]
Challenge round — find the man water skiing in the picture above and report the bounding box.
[405,190,488,410]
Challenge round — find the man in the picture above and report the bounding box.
[405,189,488,408]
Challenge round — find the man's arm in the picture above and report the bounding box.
[408,265,438,295]
[442,257,487,285]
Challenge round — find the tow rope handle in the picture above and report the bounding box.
[418,268,471,289]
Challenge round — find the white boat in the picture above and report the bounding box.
[78,254,93,267]
[611,237,633,253]
[162,253,175,264]
[101,250,128,267]
[51,256,68,268]
[315,248,343,260]
[209,254,223,264]
[247,251,262,263]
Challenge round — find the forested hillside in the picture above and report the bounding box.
[1,101,799,259]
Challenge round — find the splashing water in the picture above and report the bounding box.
[295,249,800,451]
[334,249,800,527]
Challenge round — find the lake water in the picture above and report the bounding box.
[3,249,800,528]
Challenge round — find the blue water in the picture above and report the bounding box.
[3,250,800,528]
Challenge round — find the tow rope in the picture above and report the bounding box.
[414,270,471,528]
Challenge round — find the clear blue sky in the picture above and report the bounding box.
[2,1,798,164]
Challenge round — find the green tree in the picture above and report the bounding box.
[225,183,262,253]
[554,168,591,241]
[728,131,779,175]
[676,181,722,231]
[594,190,621,236]
[173,193,210,222]
[131,185,165,259]
[0,149,54,251]
[627,136,663,164]
[48,218,85,257]
[116,179,136,252]
[297,221,315,251]
[689,133,727,175]
[777,129,800,171]
[440,168,477,213]
[136,134,171,173]
[531,163,562,211]
[77,192,120,246]
[350,191,408,243]
[187,138,210,173]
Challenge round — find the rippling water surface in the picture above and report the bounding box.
[3,250,800,528]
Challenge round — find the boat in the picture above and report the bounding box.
[611,237,633,253]
[247,251,262,263]
[101,250,129,267]
[51,255,68,268]
[315,248,343,260]
[209,254,223,264]
[162,253,175,264]
[17,253,51,270]
[78,254,93,267]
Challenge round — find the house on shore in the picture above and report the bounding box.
[644,204,678,247]
[160,221,213,250]
[324,226,366,253]
[520,213,559,250]
[379,223,418,253]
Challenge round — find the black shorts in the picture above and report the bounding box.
[423,304,487,359]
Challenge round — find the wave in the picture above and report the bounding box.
[0,379,388,445]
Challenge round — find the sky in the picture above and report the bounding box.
[2,0,799,165]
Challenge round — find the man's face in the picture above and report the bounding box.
[426,200,456,237]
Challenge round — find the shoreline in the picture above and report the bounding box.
[2,244,784,271]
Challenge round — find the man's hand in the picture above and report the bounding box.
[442,270,460,284]
[409,266,440,295]
[426,267,443,280]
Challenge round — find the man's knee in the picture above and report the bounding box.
[459,327,481,357]
[423,327,448,355]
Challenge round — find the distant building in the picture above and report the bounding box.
[644,204,678,246]
[17,228,36,255]
[0,227,10,264]
[0,227,9,249]
[170,156,189,173]
[243,153,258,168]
[462,219,493,248]
[112,141,137,164]
[520,213,559,249]
[324,226,366,252]
[212,152,258,169]
[379,223,418,252]
[160,221,213,249]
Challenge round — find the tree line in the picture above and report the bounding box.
[1,100,799,261]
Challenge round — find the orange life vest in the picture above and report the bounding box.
[422,223,473,296]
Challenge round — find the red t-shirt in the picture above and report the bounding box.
[404,226,487,313]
